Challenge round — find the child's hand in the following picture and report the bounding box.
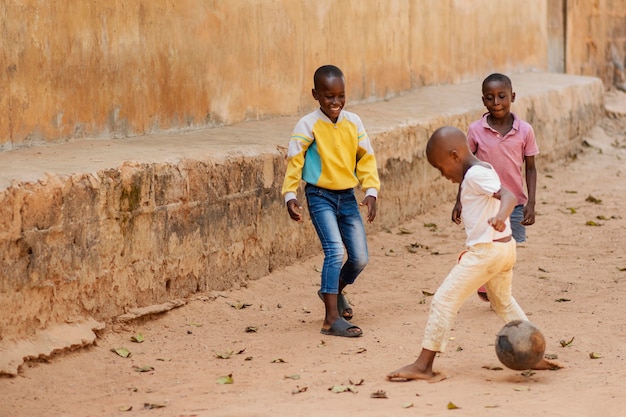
[360,195,377,223]
[286,199,303,222]
[451,202,462,225]
[521,204,535,225]
[487,216,506,232]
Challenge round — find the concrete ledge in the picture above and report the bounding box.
[0,72,604,373]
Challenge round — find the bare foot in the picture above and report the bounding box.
[387,363,439,382]
[532,358,563,370]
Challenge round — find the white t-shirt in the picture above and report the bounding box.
[461,164,511,247]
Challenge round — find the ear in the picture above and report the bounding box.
[312,88,318,100]
[511,91,516,102]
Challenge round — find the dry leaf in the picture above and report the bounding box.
[370,390,387,398]
[271,358,286,363]
[398,227,413,234]
[585,195,602,204]
[402,402,414,408]
[329,385,358,394]
[447,401,460,409]
[589,352,602,359]
[230,302,252,310]
[118,406,132,411]
[245,326,258,333]
[292,386,308,394]
[111,347,131,358]
[143,403,166,409]
[133,365,154,373]
[215,350,234,359]
[284,374,300,380]
[423,222,438,230]
[130,333,144,343]
[217,374,234,384]
[560,337,575,347]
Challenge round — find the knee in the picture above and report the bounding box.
[326,246,345,263]
[351,253,369,270]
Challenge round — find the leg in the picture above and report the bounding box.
[387,348,438,381]
[484,240,527,323]
[336,191,369,319]
[306,186,361,336]
[509,204,526,243]
[388,246,494,381]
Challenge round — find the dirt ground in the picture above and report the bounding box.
[2,92,626,417]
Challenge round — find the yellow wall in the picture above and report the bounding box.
[1,0,549,148]
[566,0,626,86]
[1,0,623,150]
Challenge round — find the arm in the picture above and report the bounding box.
[522,155,537,225]
[286,198,304,222]
[354,120,380,224]
[359,195,377,223]
[488,186,517,232]
[451,184,462,224]
[282,127,313,223]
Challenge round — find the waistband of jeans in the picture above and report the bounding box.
[305,183,354,194]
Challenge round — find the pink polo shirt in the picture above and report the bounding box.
[467,113,539,205]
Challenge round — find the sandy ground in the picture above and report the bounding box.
[2,94,626,417]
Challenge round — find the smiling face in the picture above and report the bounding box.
[481,79,515,119]
[312,75,345,123]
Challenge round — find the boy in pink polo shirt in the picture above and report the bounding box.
[452,73,539,302]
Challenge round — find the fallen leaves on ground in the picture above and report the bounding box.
[217,374,234,384]
[586,195,602,204]
[133,365,154,373]
[111,347,131,358]
[130,333,144,343]
[143,403,166,409]
[292,386,308,394]
[329,384,358,394]
[229,302,252,310]
[370,390,387,399]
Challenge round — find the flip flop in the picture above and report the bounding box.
[320,317,362,338]
[318,290,354,320]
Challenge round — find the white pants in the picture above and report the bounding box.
[422,239,527,352]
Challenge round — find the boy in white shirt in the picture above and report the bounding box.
[387,126,560,381]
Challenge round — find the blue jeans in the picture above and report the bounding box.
[305,184,369,294]
[510,204,526,243]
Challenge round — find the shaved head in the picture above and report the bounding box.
[426,126,468,158]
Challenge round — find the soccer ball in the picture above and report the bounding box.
[495,320,546,370]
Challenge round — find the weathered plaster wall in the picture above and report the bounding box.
[566,0,626,88]
[0,73,605,375]
[0,0,550,149]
